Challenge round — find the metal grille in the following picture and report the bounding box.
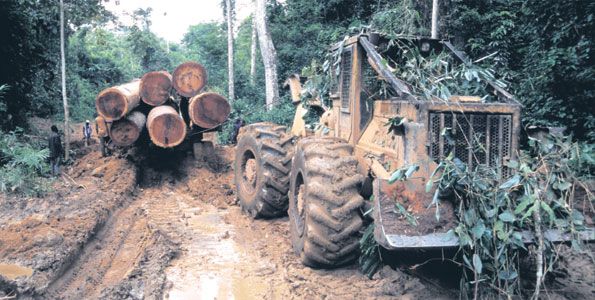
[429,112,513,175]
[340,48,353,111]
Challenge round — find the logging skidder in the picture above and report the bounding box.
[172,62,207,98]
[188,92,231,128]
[147,105,187,148]
[96,80,141,121]
[109,111,147,147]
[233,34,595,271]
[140,71,173,106]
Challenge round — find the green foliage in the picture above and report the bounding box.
[0,129,50,196]
[425,130,594,297]
[359,223,382,279]
[0,0,111,129]
[386,40,505,102]
[446,0,595,141]
[218,96,295,144]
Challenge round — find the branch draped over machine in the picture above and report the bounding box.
[140,71,173,106]
[147,105,187,148]
[95,80,141,121]
[188,92,231,128]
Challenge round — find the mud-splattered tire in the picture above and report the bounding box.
[234,122,294,218]
[289,137,364,268]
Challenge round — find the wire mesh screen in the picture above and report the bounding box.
[429,112,512,176]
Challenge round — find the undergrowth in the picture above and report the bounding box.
[0,129,50,196]
[359,131,594,298]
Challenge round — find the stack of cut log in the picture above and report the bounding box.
[94,62,231,149]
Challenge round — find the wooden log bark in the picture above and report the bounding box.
[109,111,146,147]
[140,71,172,106]
[172,62,207,98]
[188,92,231,128]
[147,105,187,148]
[96,80,141,121]
[95,116,110,138]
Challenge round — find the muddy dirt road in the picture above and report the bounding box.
[1,140,593,299]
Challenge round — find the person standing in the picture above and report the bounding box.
[230,117,244,144]
[48,125,63,176]
[83,120,92,146]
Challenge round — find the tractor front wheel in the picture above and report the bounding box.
[289,137,364,267]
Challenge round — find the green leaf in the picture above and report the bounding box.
[498,270,518,281]
[555,181,572,191]
[540,202,556,225]
[471,221,485,240]
[472,254,483,274]
[425,179,433,193]
[514,195,533,215]
[498,211,515,223]
[405,165,419,178]
[499,174,520,189]
[388,169,404,184]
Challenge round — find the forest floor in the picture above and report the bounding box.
[0,133,593,299]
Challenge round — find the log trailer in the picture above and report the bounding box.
[234,34,594,268]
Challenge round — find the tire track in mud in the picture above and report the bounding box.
[43,200,151,299]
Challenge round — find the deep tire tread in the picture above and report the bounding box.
[289,137,364,268]
[235,122,294,218]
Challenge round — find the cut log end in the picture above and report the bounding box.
[96,81,141,121]
[140,71,172,106]
[96,88,128,121]
[188,92,231,128]
[172,62,208,98]
[147,106,187,148]
[110,111,146,146]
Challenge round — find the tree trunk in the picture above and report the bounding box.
[226,0,235,102]
[431,0,439,39]
[147,105,187,148]
[140,71,172,106]
[172,62,207,98]
[59,0,70,161]
[250,16,257,85]
[96,80,141,121]
[109,111,146,146]
[188,92,231,128]
[254,0,279,109]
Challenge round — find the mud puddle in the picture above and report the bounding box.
[0,264,33,281]
[143,187,275,299]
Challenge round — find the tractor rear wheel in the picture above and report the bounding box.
[289,137,364,267]
[234,122,294,218]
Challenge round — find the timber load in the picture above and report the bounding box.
[147,105,187,148]
[96,80,141,121]
[172,62,207,97]
[140,71,172,106]
[93,61,231,151]
[188,92,231,128]
[109,111,147,146]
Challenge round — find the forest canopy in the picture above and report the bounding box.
[0,0,593,141]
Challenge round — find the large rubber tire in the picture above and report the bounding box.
[289,137,365,268]
[234,122,294,218]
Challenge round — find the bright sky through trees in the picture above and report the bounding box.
[104,0,253,42]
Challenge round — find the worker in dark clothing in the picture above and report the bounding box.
[48,125,63,176]
[83,120,92,146]
[230,117,244,144]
